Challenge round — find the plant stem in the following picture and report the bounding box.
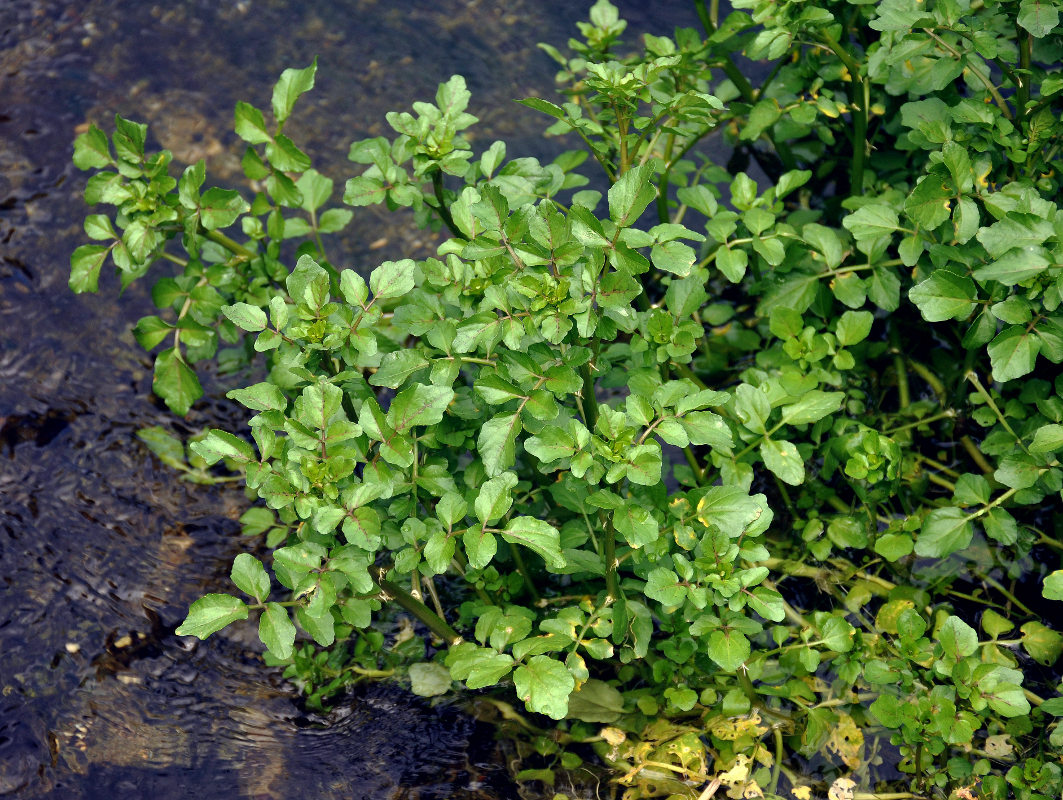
[893,353,911,409]
[769,727,783,795]
[965,371,1029,454]
[510,543,540,602]
[960,435,994,475]
[203,228,256,260]
[371,566,463,645]
[885,409,956,435]
[693,1,755,103]
[431,169,467,240]
[579,361,599,430]
[817,31,868,192]
[906,359,947,403]
[922,28,1012,120]
[603,516,619,601]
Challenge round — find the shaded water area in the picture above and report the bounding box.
[0,1,699,797]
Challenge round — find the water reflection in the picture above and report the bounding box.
[0,1,696,797]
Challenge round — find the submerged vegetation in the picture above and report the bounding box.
[70,0,1063,797]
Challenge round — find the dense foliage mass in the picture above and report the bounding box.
[71,1,1063,797]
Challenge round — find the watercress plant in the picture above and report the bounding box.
[71,1,1063,797]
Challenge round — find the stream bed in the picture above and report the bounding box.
[0,1,696,797]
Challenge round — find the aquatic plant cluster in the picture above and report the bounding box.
[71,0,1063,797]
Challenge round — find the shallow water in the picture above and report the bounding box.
[0,1,698,797]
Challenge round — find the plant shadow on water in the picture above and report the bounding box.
[0,0,696,797]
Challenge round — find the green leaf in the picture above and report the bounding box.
[317,208,353,233]
[513,656,574,720]
[1044,570,1063,601]
[716,246,747,282]
[695,487,765,537]
[679,411,731,449]
[1021,621,1063,666]
[227,383,287,412]
[502,517,565,569]
[199,187,249,230]
[904,170,952,229]
[874,533,914,561]
[909,271,978,322]
[517,97,566,119]
[271,58,317,124]
[988,325,1041,382]
[475,472,518,524]
[69,244,110,293]
[781,391,845,426]
[836,310,874,346]
[409,662,452,697]
[707,629,751,671]
[843,203,900,242]
[983,682,1032,717]
[153,348,203,416]
[608,163,656,227]
[231,553,270,602]
[259,602,296,660]
[446,642,514,689]
[234,101,270,144]
[974,246,1050,286]
[478,412,521,476]
[370,351,430,388]
[190,429,255,465]
[525,425,579,463]
[176,594,248,638]
[133,315,172,350]
[760,439,805,485]
[222,302,267,332]
[612,503,659,548]
[915,507,973,557]
[644,568,685,606]
[387,384,454,432]
[73,124,112,169]
[1018,0,1060,36]
[650,240,696,276]
[137,426,186,470]
[1030,424,1063,454]
[266,134,311,172]
[565,679,625,723]
[463,526,497,569]
[370,259,416,299]
[937,615,979,660]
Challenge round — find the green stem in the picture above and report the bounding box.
[893,353,911,409]
[818,31,868,192]
[693,0,755,103]
[982,572,1035,617]
[906,359,947,404]
[371,566,463,644]
[769,727,783,795]
[682,447,706,485]
[510,543,540,602]
[960,435,994,475]
[884,409,956,435]
[603,516,619,601]
[579,361,599,431]
[1017,28,1032,113]
[965,371,1029,454]
[203,228,256,260]
[922,28,1012,121]
[431,169,467,240]
[451,550,497,606]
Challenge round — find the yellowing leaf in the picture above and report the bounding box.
[826,713,864,768]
